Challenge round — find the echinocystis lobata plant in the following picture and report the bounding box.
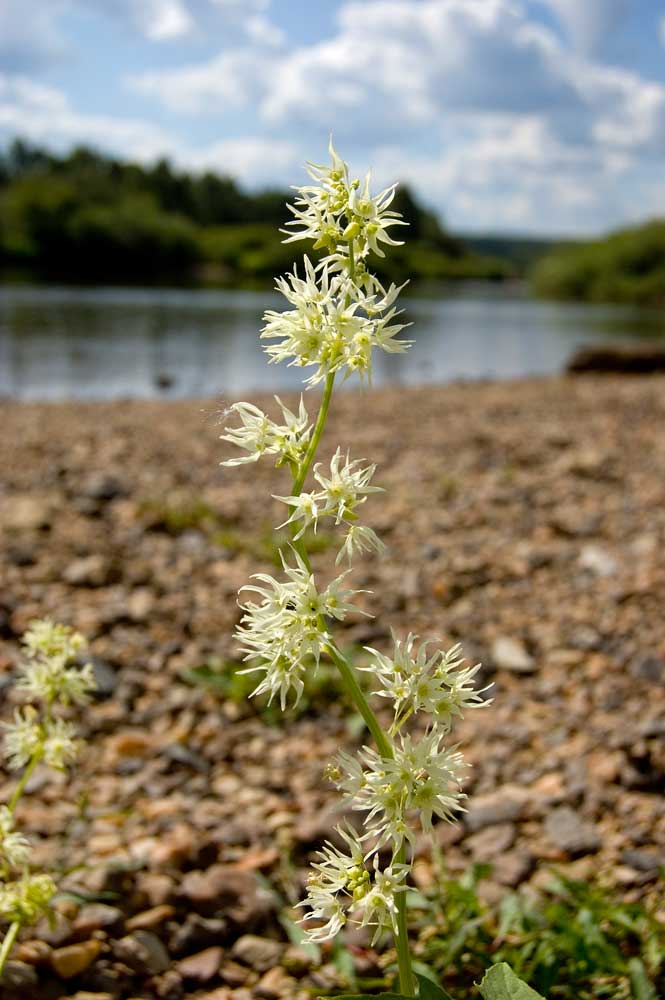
[0,620,96,977]
[221,143,544,1000]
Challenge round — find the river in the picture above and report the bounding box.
[1,282,662,400]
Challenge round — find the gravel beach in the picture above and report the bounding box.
[1,375,664,999]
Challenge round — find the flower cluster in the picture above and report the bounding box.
[366,632,490,732]
[220,396,311,468]
[261,259,409,387]
[275,447,385,564]
[235,550,363,709]
[298,826,408,945]
[221,143,492,958]
[0,621,96,971]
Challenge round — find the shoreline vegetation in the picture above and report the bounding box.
[532,220,665,305]
[2,141,663,304]
[0,140,512,288]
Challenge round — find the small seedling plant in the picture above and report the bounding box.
[220,141,545,1000]
[0,620,96,977]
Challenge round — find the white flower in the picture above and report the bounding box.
[235,550,363,709]
[336,524,386,566]
[262,266,410,387]
[365,634,490,731]
[16,619,95,708]
[220,396,311,467]
[298,824,407,945]
[283,138,407,264]
[347,172,407,258]
[42,717,79,770]
[17,659,95,708]
[0,872,56,925]
[22,619,85,662]
[2,707,42,771]
[0,807,30,868]
[334,730,468,850]
[276,448,383,558]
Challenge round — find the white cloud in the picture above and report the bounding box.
[0,76,176,162]
[542,0,630,54]
[181,136,300,184]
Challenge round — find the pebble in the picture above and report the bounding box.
[112,931,170,975]
[176,946,223,982]
[544,806,601,857]
[231,935,283,972]
[125,904,176,932]
[50,940,102,978]
[491,637,536,673]
[63,554,114,587]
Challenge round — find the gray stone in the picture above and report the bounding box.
[579,545,618,577]
[231,935,283,972]
[113,930,170,975]
[544,806,600,856]
[466,787,530,832]
[491,637,536,673]
[63,555,114,587]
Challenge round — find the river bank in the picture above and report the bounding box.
[1,376,664,998]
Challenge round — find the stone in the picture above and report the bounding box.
[230,935,283,972]
[178,866,276,927]
[465,822,516,858]
[113,931,170,975]
[169,914,229,955]
[543,806,601,857]
[491,850,535,887]
[254,966,295,999]
[126,904,176,932]
[620,848,664,872]
[0,960,38,988]
[63,554,114,587]
[3,494,52,531]
[72,903,124,938]
[579,544,618,577]
[490,637,536,673]
[465,786,530,831]
[176,946,223,982]
[50,939,102,978]
[81,473,129,503]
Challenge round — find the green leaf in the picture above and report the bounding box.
[628,958,657,1000]
[416,972,455,999]
[330,975,454,1000]
[328,993,407,1000]
[478,963,546,1000]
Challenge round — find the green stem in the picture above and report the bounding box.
[284,235,414,991]
[292,371,335,496]
[325,642,392,758]
[395,842,415,995]
[0,921,20,979]
[8,752,40,815]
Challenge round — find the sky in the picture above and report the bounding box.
[1,0,664,236]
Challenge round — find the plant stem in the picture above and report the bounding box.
[325,642,392,758]
[8,752,40,815]
[0,921,20,979]
[292,371,335,496]
[284,234,415,993]
[395,842,415,996]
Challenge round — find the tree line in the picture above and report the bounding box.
[1,140,508,284]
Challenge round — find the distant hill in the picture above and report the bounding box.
[531,220,665,304]
[0,139,510,286]
[459,233,565,275]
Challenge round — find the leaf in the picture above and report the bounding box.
[330,974,454,1000]
[478,963,546,1000]
[628,958,657,1000]
[328,993,407,1000]
[416,972,455,999]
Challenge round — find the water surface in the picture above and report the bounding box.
[1,283,662,400]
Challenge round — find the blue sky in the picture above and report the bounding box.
[1,0,664,235]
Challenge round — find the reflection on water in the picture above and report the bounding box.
[0,283,663,400]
